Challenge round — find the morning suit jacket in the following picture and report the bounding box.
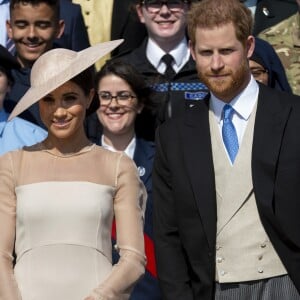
[153,83,300,300]
[253,0,298,35]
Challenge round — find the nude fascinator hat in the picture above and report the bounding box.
[8,39,124,121]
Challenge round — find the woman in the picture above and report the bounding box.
[85,60,161,300]
[249,37,292,92]
[0,41,147,300]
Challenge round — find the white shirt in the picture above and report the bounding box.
[210,76,259,147]
[146,37,190,74]
[101,135,136,159]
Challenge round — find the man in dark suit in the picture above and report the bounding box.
[153,0,300,299]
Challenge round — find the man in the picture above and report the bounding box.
[258,0,300,95]
[241,0,298,35]
[5,0,65,127]
[117,0,207,138]
[72,0,146,69]
[153,0,300,299]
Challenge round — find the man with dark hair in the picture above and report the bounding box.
[5,0,65,126]
[153,0,300,299]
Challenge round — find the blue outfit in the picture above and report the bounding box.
[0,109,47,155]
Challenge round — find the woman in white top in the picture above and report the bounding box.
[0,41,146,300]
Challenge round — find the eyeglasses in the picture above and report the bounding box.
[141,0,189,14]
[250,68,268,79]
[98,91,136,105]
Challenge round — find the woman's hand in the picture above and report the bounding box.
[84,296,95,300]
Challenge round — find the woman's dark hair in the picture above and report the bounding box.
[70,66,99,115]
[95,59,154,110]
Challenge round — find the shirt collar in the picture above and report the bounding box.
[210,76,259,123]
[101,135,136,159]
[146,37,189,69]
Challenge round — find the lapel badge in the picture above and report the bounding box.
[138,166,146,177]
[262,7,270,17]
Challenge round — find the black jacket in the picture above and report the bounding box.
[116,39,208,134]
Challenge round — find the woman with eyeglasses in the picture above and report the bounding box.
[249,37,292,93]
[85,59,161,300]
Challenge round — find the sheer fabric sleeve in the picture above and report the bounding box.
[90,154,147,300]
[0,153,22,300]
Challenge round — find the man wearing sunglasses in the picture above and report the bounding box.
[116,0,208,134]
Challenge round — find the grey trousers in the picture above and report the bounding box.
[215,275,300,300]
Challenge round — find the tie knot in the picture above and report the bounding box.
[223,104,234,120]
[161,53,174,67]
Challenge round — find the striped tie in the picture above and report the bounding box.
[6,37,16,55]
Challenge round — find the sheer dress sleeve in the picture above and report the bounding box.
[0,152,22,300]
[90,154,147,300]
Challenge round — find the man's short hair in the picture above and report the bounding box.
[10,0,60,21]
[187,0,253,46]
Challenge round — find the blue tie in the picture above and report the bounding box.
[222,104,239,163]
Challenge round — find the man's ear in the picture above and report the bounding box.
[246,35,255,59]
[56,20,65,39]
[6,20,13,39]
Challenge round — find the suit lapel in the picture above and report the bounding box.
[133,139,155,187]
[252,85,292,211]
[183,99,217,251]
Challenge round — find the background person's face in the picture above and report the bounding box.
[97,74,143,137]
[6,2,64,68]
[136,1,189,45]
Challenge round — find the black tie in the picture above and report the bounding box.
[162,54,176,80]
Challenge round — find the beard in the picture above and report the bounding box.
[197,61,249,101]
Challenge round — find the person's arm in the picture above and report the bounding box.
[0,153,22,300]
[87,154,147,300]
[152,128,194,300]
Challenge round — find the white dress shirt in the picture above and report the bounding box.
[146,37,190,74]
[210,76,259,159]
[101,135,136,159]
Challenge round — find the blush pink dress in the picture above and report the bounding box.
[0,143,146,300]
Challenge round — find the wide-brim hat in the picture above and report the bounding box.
[8,39,124,121]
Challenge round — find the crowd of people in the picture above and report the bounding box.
[0,0,299,299]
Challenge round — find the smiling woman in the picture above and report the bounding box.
[0,41,147,300]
